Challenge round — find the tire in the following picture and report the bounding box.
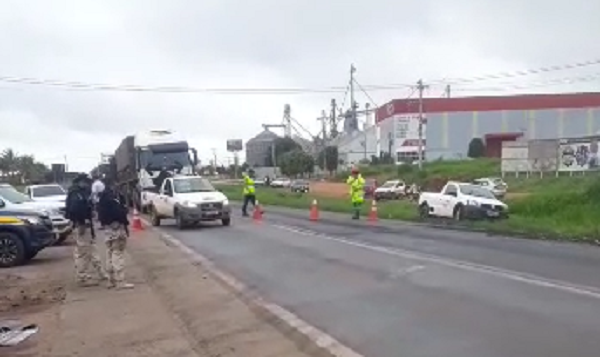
[175,211,186,230]
[419,202,430,218]
[222,218,231,226]
[150,206,161,227]
[453,204,464,221]
[0,232,26,268]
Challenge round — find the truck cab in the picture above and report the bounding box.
[148,176,231,229]
[418,181,508,221]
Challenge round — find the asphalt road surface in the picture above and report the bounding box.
[157,205,600,357]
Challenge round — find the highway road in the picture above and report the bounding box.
[157,206,600,357]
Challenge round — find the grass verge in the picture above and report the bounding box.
[217,183,600,244]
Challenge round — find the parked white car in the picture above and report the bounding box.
[270,177,291,188]
[148,175,231,229]
[472,177,508,198]
[373,180,406,200]
[418,181,508,221]
[0,184,72,242]
[24,184,67,209]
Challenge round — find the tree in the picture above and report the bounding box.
[278,149,314,177]
[265,137,302,167]
[317,146,338,174]
[467,138,486,158]
[0,148,50,184]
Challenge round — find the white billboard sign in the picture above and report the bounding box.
[393,114,426,152]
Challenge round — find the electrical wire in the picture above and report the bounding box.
[1,57,598,95]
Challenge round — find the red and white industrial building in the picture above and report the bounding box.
[374,92,600,161]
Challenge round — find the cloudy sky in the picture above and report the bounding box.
[1,0,599,171]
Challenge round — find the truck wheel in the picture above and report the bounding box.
[0,232,26,268]
[150,206,161,227]
[419,203,430,218]
[453,204,464,221]
[222,218,231,226]
[175,212,186,230]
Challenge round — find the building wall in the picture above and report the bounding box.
[246,139,275,167]
[337,127,378,167]
[424,107,600,159]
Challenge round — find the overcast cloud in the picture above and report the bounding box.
[1,0,599,171]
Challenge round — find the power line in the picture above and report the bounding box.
[1,58,598,95]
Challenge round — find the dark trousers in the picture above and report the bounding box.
[242,194,256,215]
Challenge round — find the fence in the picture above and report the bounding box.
[501,135,600,178]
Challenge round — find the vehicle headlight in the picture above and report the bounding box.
[467,200,480,206]
[222,199,229,206]
[182,201,196,208]
[18,216,42,225]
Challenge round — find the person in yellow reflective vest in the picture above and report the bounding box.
[346,167,365,219]
[241,172,257,216]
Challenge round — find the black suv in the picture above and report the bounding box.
[0,203,55,268]
[290,180,309,193]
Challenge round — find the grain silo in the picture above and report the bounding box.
[245,129,280,167]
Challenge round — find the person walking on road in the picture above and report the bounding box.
[346,167,365,220]
[241,171,257,217]
[97,179,133,290]
[65,173,106,287]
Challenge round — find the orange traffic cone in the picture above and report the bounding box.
[309,199,319,221]
[253,200,263,222]
[131,208,144,231]
[368,200,378,223]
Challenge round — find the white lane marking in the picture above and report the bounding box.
[139,218,364,357]
[272,224,600,301]
[389,265,426,279]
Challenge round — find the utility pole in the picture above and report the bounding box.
[350,64,357,130]
[417,79,428,170]
[329,99,338,138]
[317,110,329,174]
[211,148,218,172]
[444,84,451,98]
[283,104,292,138]
[363,102,370,160]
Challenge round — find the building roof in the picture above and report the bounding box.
[484,132,524,141]
[246,129,279,144]
[375,92,600,122]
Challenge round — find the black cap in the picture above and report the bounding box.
[73,173,90,184]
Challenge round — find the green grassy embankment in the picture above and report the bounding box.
[218,183,600,242]
[217,159,600,242]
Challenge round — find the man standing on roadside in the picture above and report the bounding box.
[97,179,133,290]
[65,173,106,286]
[241,171,256,217]
[346,167,365,220]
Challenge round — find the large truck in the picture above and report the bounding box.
[113,130,199,211]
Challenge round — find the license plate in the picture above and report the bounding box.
[205,211,218,216]
[487,211,499,217]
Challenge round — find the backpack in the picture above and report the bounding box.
[66,189,92,222]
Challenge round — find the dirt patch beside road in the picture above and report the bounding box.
[2,228,315,357]
[310,181,347,199]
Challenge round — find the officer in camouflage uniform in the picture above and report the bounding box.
[97,179,133,289]
[65,173,106,286]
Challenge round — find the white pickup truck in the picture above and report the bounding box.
[418,181,508,221]
[147,175,231,229]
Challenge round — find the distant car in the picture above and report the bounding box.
[374,180,406,200]
[364,179,378,199]
[290,180,309,193]
[271,177,291,188]
[24,184,67,209]
[472,177,508,198]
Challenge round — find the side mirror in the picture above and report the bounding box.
[0,199,5,208]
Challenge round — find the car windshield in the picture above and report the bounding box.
[381,181,398,188]
[32,185,66,197]
[491,178,504,185]
[173,178,215,193]
[140,150,192,171]
[0,186,33,204]
[459,184,496,199]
